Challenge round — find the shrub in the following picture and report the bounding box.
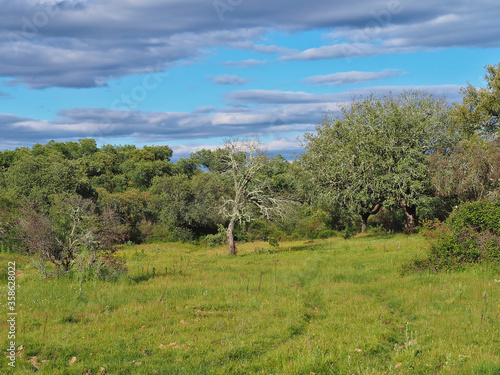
[204,224,227,247]
[17,196,128,278]
[369,207,404,232]
[403,200,500,273]
[316,229,337,239]
[72,250,127,282]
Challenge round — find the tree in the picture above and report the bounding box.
[451,62,500,137]
[216,139,289,255]
[149,173,226,237]
[301,100,387,232]
[18,196,127,275]
[302,91,455,233]
[431,138,500,201]
[4,152,95,209]
[96,188,153,242]
[431,62,500,202]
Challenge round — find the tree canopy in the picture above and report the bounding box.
[302,91,455,233]
[451,62,500,137]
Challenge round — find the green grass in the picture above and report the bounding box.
[1,234,499,374]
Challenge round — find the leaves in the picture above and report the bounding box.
[452,62,500,137]
[301,91,455,231]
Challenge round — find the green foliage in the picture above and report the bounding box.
[369,207,405,232]
[31,139,98,159]
[321,203,358,231]
[149,172,226,236]
[240,204,338,241]
[4,152,95,209]
[204,224,228,247]
[451,62,500,137]
[88,144,175,192]
[0,190,21,249]
[431,138,500,201]
[17,196,128,276]
[268,236,279,247]
[404,200,500,272]
[97,188,153,242]
[302,90,456,233]
[0,149,18,169]
[342,226,356,239]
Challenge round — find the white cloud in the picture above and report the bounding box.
[209,74,252,85]
[304,70,408,86]
[0,85,462,148]
[0,0,498,87]
[221,59,267,68]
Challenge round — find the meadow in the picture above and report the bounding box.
[1,233,499,374]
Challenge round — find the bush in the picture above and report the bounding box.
[204,224,227,247]
[403,200,500,273]
[369,207,404,232]
[17,196,128,277]
[72,250,127,282]
[316,229,337,239]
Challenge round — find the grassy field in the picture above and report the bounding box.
[1,233,499,374]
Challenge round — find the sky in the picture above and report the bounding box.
[1,0,499,160]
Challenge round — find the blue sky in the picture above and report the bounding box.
[1,0,499,159]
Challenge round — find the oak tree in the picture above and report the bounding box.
[302,91,454,233]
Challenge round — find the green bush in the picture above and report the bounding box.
[204,224,227,247]
[316,229,337,239]
[403,200,500,273]
[369,207,405,232]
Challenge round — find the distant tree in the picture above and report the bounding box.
[175,157,199,177]
[4,152,95,209]
[451,62,500,137]
[190,148,232,173]
[31,139,98,159]
[431,138,500,201]
[263,154,296,195]
[87,144,175,192]
[149,172,226,236]
[216,139,290,255]
[431,62,500,202]
[0,149,18,169]
[302,91,455,233]
[96,188,153,242]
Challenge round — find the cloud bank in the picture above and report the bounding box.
[0,0,498,88]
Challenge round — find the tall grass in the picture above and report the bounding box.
[0,234,498,374]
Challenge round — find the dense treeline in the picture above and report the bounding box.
[0,62,499,274]
[0,139,317,248]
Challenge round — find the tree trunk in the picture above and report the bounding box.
[401,203,417,234]
[360,204,382,233]
[227,218,237,255]
[361,213,370,233]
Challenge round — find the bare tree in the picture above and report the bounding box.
[18,196,128,275]
[218,139,289,255]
